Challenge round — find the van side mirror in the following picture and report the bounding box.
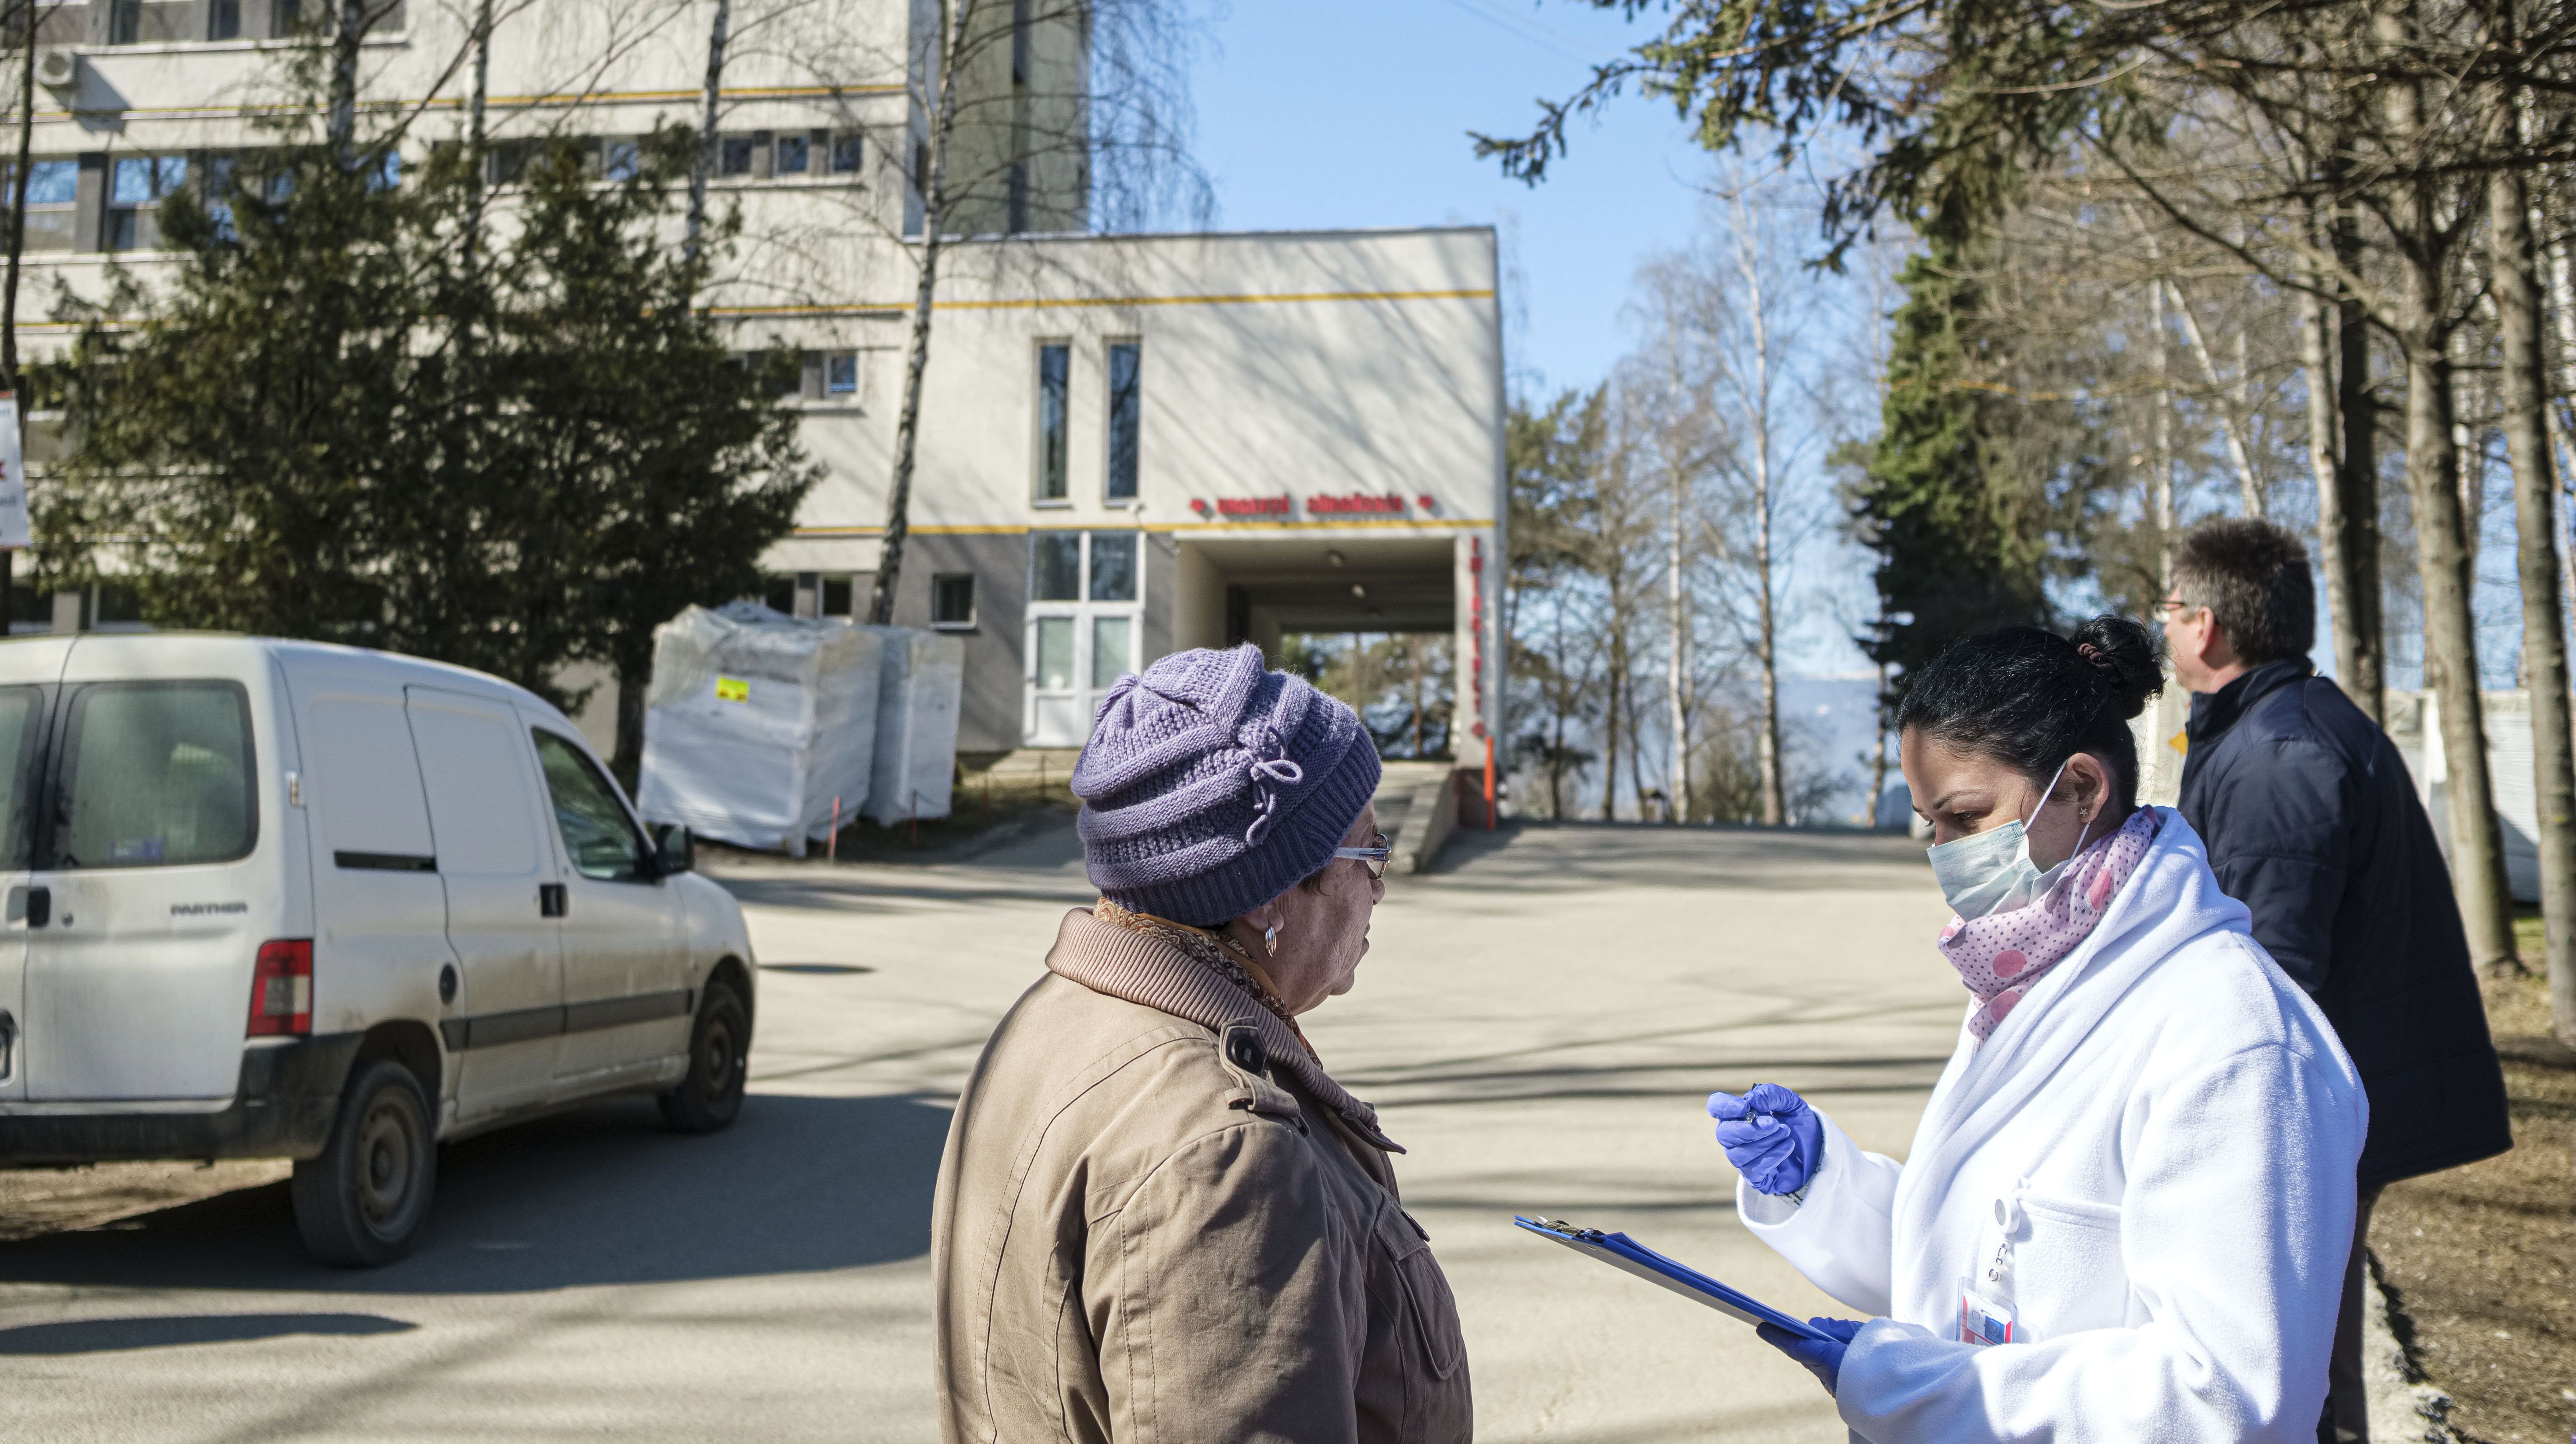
[651,823,694,876]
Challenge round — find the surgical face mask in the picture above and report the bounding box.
[1925,758,2095,920]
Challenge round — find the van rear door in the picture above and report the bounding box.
[0,639,68,1103]
[292,679,451,1090]
[27,644,282,1101]
[406,687,564,1118]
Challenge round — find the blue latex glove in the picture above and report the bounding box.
[1758,1317,1864,1396]
[1707,1083,1824,1195]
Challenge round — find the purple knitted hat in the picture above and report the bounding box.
[1073,644,1382,927]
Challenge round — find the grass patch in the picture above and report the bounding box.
[2370,961,2574,1443]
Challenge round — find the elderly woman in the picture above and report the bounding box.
[932,645,1472,1444]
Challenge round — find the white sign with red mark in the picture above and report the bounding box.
[0,393,27,550]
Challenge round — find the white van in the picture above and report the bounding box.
[0,634,758,1265]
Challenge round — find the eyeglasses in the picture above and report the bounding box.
[1333,832,1392,880]
[2155,598,2198,616]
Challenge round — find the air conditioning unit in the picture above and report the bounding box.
[35,50,78,93]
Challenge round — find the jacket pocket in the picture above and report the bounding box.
[2008,1190,2129,1338]
[1372,1201,1466,1381]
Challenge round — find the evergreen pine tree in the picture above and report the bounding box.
[1853,238,2053,695]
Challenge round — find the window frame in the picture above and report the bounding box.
[823,350,859,399]
[930,573,976,630]
[1021,532,1145,743]
[45,678,259,871]
[0,683,48,871]
[1104,338,1141,504]
[8,158,78,255]
[1029,531,1082,604]
[528,728,651,884]
[1032,339,1071,504]
[105,153,190,254]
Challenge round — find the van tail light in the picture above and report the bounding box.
[247,939,313,1037]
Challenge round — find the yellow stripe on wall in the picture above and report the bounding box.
[712,289,1496,320]
[16,288,1491,333]
[792,517,1493,538]
[33,80,903,122]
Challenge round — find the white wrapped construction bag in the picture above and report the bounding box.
[636,603,883,854]
[860,627,964,826]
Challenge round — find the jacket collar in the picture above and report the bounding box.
[2186,656,2314,746]
[1895,809,2254,1221]
[1043,907,1403,1153]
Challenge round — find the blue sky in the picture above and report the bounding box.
[1185,1,1883,677]
[1186,0,1713,396]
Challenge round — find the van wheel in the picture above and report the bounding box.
[658,982,749,1134]
[291,1060,436,1267]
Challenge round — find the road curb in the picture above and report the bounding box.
[2365,1250,2454,1442]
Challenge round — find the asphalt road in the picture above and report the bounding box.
[0,817,1958,1443]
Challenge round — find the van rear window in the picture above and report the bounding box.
[57,682,257,869]
[0,688,38,869]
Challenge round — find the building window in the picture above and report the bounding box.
[271,0,300,36]
[602,139,641,181]
[108,155,188,253]
[931,574,975,628]
[761,575,796,614]
[8,160,77,254]
[1091,616,1132,689]
[1105,340,1140,501]
[824,352,858,397]
[1031,532,1081,602]
[720,136,757,177]
[1088,532,1137,602]
[775,133,809,175]
[1034,617,1074,691]
[830,132,864,175]
[209,0,240,39]
[821,575,853,617]
[1034,341,1070,501]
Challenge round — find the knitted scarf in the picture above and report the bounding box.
[1937,806,2160,1044]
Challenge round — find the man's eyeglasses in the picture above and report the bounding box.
[1333,832,1393,879]
[2155,598,2200,617]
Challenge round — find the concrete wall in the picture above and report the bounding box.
[881,531,1025,755]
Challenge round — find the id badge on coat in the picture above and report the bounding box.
[1958,1279,2017,1346]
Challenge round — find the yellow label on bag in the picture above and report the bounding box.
[715,677,749,703]
[2169,728,2188,756]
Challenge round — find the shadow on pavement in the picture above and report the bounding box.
[0,1311,416,1353]
[709,812,1089,915]
[1427,818,1930,891]
[0,1092,950,1294]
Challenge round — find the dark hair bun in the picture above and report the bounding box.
[2070,615,2164,721]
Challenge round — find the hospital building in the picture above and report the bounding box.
[12,0,1507,766]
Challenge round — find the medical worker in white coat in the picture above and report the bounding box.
[1712,616,2367,1440]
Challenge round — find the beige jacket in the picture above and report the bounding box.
[933,907,1472,1444]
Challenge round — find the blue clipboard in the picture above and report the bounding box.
[1515,1214,1835,1343]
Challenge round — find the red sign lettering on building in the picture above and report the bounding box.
[1215,495,1292,517]
[1304,493,1407,516]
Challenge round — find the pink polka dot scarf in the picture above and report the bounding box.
[1937,807,2161,1044]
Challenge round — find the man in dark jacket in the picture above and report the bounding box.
[2162,518,2512,1444]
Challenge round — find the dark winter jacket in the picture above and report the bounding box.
[2177,657,2512,1189]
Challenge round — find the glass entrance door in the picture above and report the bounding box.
[1026,532,1141,747]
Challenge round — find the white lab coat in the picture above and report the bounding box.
[1741,808,2367,1441]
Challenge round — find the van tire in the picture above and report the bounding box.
[658,982,748,1134]
[291,1059,436,1267]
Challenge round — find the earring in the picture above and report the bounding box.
[1263,922,1280,957]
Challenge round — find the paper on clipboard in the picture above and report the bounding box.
[1515,1214,1834,1343]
